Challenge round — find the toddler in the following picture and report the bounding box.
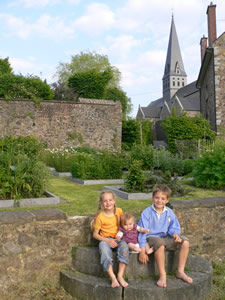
[116,212,153,254]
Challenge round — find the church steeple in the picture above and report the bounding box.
[162,16,187,101]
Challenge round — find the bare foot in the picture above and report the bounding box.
[176,271,193,284]
[157,273,167,288]
[111,277,120,288]
[117,276,128,288]
[146,246,154,255]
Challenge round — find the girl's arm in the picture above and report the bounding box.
[93,228,118,248]
[137,225,150,234]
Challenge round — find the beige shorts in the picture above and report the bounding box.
[147,235,189,252]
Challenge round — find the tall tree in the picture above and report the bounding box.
[54,50,132,119]
[55,50,121,87]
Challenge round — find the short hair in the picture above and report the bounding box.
[152,184,171,199]
[120,213,135,226]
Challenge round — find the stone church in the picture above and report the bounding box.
[137,2,225,141]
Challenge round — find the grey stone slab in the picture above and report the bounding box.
[29,209,67,221]
[0,199,14,208]
[50,168,72,177]
[60,270,123,300]
[71,178,124,185]
[172,197,225,209]
[0,211,34,225]
[72,247,179,279]
[103,185,152,200]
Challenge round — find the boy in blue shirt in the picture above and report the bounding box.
[138,184,193,288]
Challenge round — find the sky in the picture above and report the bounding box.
[0,0,224,118]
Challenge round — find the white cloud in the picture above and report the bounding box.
[102,35,141,59]
[9,0,60,8]
[73,3,115,35]
[0,13,75,40]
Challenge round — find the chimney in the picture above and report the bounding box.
[200,35,208,61]
[207,2,217,46]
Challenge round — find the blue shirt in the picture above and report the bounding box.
[138,204,181,248]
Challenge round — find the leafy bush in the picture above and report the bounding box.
[127,144,154,170]
[71,151,123,180]
[0,73,54,102]
[0,136,45,160]
[0,153,50,200]
[161,113,215,153]
[122,119,152,150]
[125,160,145,192]
[153,147,184,175]
[192,141,225,189]
[183,159,195,176]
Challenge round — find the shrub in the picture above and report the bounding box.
[125,160,145,192]
[183,159,195,176]
[0,136,45,160]
[128,144,154,170]
[161,113,215,153]
[192,140,225,189]
[0,153,50,200]
[71,153,103,179]
[153,147,184,175]
[71,151,123,180]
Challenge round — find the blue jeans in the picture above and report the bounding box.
[99,238,129,272]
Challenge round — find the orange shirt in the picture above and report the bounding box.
[94,208,123,238]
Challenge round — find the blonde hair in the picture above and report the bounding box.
[92,190,119,229]
[152,184,171,199]
[120,213,135,227]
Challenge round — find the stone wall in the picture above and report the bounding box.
[0,198,224,296]
[214,33,225,137]
[0,98,122,151]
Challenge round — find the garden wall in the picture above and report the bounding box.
[0,197,224,297]
[0,98,122,151]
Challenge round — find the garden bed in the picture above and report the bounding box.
[71,178,124,185]
[0,191,61,209]
[103,185,152,200]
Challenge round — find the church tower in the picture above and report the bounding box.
[162,16,187,101]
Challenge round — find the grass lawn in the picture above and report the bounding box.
[46,176,225,217]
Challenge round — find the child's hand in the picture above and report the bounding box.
[107,238,118,248]
[143,229,150,233]
[115,235,121,242]
[173,233,182,243]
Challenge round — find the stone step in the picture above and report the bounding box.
[72,246,179,279]
[61,252,212,300]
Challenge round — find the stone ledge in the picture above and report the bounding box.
[0,209,67,225]
[171,197,225,208]
[0,191,61,209]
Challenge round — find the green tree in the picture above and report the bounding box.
[55,50,121,87]
[54,50,132,119]
[68,68,113,99]
[0,58,54,102]
[0,57,13,74]
[104,86,132,120]
[161,112,215,152]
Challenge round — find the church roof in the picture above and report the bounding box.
[169,81,200,111]
[140,97,164,118]
[163,16,187,79]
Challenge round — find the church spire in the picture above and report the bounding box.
[162,16,187,101]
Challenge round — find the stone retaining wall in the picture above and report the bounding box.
[0,98,122,151]
[0,197,224,296]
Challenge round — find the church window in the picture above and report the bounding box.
[182,82,184,86]
[177,81,180,87]
[173,81,175,86]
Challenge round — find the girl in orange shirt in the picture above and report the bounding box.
[93,190,129,288]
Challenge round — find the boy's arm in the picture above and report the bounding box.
[167,212,181,237]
